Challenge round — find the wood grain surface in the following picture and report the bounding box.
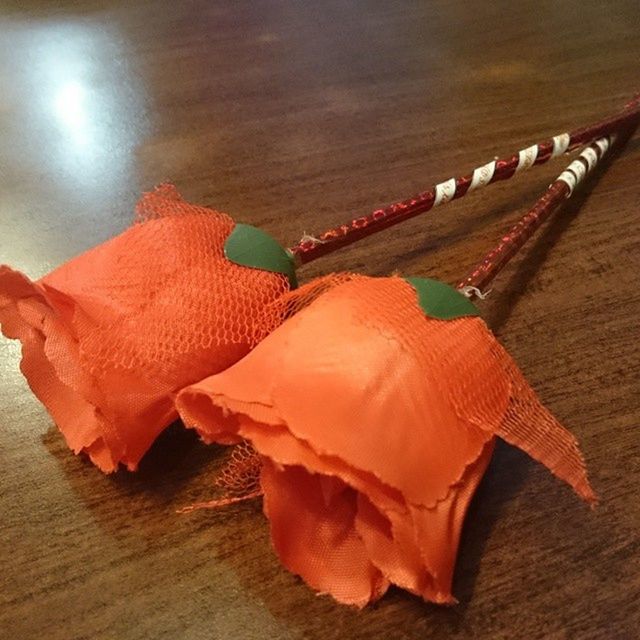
[1,2,639,639]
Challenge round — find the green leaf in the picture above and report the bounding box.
[224,224,298,288]
[404,277,479,320]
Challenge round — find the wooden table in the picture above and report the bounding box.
[1,2,638,638]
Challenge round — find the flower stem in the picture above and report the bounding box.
[456,125,635,297]
[288,93,640,265]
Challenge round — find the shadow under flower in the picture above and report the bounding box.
[41,420,229,540]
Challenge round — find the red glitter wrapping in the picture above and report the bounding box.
[457,180,571,293]
[456,130,630,294]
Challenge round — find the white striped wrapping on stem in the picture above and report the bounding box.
[431,132,573,206]
[556,135,613,196]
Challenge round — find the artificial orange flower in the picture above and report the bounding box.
[177,274,595,606]
[0,185,290,472]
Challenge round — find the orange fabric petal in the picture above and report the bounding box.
[261,460,388,607]
[0,185,289,471]
[179,396,495,604]
[239,412,493,603]
[354,440,494,604]
[180,277,494,508]
[277,275,594,503]
[176,274,595,606]
[406,439,495,599]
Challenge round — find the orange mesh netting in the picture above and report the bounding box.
[178,440,263,512]
[176,275,594,606]
[0,184,290,472]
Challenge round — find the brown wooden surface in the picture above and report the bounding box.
[1,2,639,639]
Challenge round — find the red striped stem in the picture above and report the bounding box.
[288,93,640,265]
[456,130,628,297]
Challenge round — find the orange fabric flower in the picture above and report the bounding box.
[0,185,289,472]
[177,275,595,606]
